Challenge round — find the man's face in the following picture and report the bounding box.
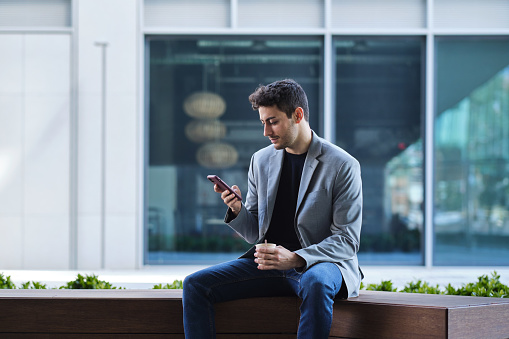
[259,105,298,151]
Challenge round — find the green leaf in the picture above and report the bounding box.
[447,271,509,298]
[19,281,47,289]
[153,280,183,289]
[366,280,397,292]
[0,273,16,289]
[401,280,441,294]
[59,274,122,289]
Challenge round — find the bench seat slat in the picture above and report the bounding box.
[1,290,508,338]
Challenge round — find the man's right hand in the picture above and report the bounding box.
[214,184,242,216]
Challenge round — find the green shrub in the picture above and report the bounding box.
[444,271,508,298]
[20,281,47,289]
[360,272,509,297]
[0,273,16,289]
[365,280,398,292]
[153,280,183,289]
[59,274,122,289]
[401,280,441,294]
[2,271,507,297]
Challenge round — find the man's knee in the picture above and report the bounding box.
[300,265,342,297]
[183,274,193,290]
[183,270,206,294]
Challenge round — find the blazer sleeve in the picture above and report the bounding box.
[295,158,363,270]
[224,154,260,244]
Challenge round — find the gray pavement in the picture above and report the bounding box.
[3,265,509,290]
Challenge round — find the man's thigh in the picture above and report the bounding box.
[185,258,296,303]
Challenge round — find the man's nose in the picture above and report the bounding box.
[264,124,271,136]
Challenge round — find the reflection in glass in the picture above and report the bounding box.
[146,37,322,264]
[334,38,424,264]
[435,38,509,265]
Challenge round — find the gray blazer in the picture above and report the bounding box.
[226,131,363,298]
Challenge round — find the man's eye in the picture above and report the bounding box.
[261,120,277,126]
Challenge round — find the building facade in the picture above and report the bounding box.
[0,0,508,269]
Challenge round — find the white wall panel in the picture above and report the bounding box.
[23,33,70,226]
[105,7,138,95]
[105,94,137,214]
[77,94,102,215]
[77,0,139,269]
[0,35,24,219]
[0,216,23,268]
[76,43,102,96]
[104,215,136,269]
[238,0,323,28]
[24,35,70,94]
[331,0,425,29]
[24,96,70,215]
[434,0,509,29]
[0,33,70,269]
[24,215,69,269]
[144,0,230,28]
[77,215,102,269]
[78,1,137,95]
[0,0,71,28]
[0,95,23,216]
[0,35,24,94]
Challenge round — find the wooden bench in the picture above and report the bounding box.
[1,289,508,338]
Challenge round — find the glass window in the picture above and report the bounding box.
[434,37,509,265]
[146,36,322,264]
[334,37,424,265]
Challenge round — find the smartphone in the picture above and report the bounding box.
[207,175,242,201]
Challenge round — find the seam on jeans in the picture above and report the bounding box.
[285,270,302,283]
[286,275,301,283]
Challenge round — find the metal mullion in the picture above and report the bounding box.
[323,33,334,142]
[69,0,79,270]
[323,0,334,142]
[230,0,238,29]
[136,0,145,269]
[424,0,435,268]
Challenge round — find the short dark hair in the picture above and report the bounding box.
[248,79,309,121]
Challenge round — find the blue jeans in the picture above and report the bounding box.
[182,258,344,339]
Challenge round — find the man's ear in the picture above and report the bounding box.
[294,107,304,123]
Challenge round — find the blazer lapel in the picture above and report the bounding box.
[296,131,322,214]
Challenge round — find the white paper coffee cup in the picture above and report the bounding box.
[255,243,276,250]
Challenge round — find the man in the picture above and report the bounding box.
[183,79,363,338]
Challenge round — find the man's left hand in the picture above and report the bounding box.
[254,246,306,270]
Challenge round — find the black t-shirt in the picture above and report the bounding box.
[264,150,307,252]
